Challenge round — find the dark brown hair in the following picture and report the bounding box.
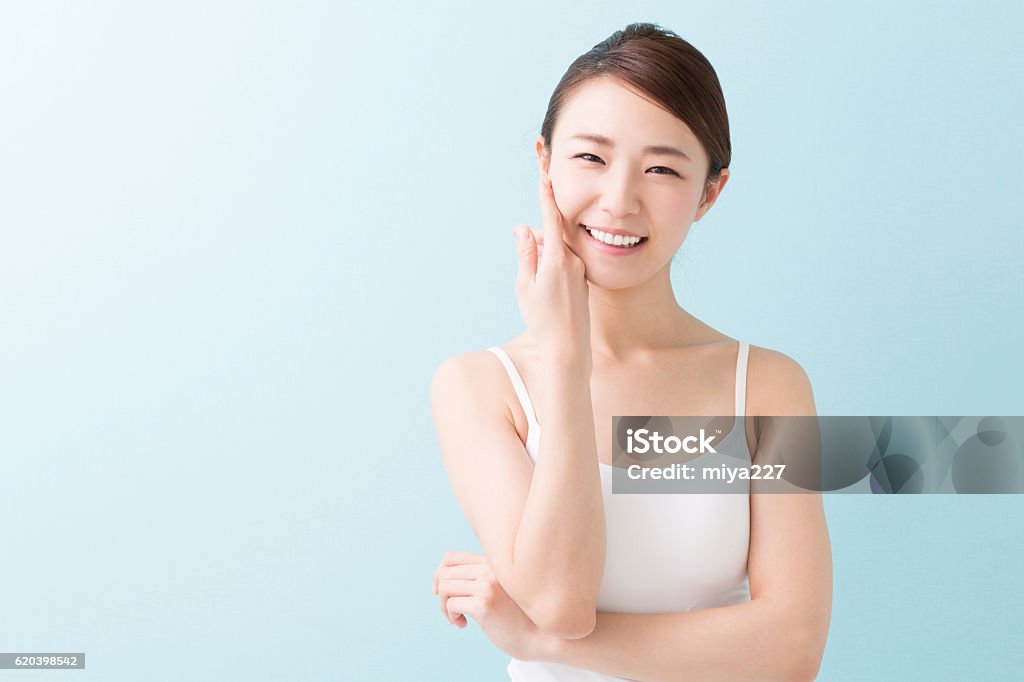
[540,22,731,194]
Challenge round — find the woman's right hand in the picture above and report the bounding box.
[511,174,592,369]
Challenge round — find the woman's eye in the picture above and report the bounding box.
[572,154,680,177]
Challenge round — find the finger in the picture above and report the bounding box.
[528,227,545,264]
[512,224,537,284]
[443,551,486,564]
[440,593,469,626]
[446,595,477,626]
[434,551,486,594]
[437,563,490,582]
[436,565,495,620]
[435,563,489,606]
[438,578,478,623]
[539,174,567,256]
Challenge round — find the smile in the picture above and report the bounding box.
[581,225,648,253]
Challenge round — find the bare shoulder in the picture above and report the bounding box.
[430,349,516,423]
[431,349,504,400]
[746,344,817,417]
[431,349,497,383]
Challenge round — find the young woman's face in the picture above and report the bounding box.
[539,77,726,289]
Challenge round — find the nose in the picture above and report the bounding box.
[596,167,641,219]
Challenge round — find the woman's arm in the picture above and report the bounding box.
[528,350,833,682]
[515,355,606,635]
[431,351,605,639]
[532,494,831,682]
[533,597,818,682]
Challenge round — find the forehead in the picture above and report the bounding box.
[554,77,703,157]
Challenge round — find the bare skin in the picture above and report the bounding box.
[433,76,832,680]
[498,328,760,469]
[503,75,753,465]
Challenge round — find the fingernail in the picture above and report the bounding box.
[514,228,525,242]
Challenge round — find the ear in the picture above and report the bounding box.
[694,167,730,222]
[535,136,550,176]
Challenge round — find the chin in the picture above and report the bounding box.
[582,267,649,291]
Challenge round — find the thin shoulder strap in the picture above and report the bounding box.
[486,347,540,428]
[735,341,750,418]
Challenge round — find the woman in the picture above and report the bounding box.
[430,23,832,682]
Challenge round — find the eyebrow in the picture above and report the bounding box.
[569,133,693,162]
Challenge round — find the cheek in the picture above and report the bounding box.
[651,191,697,225]
[550,183,589,224]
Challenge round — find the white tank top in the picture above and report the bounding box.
[486,342,752,682]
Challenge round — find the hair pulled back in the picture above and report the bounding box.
[540,23,731,189]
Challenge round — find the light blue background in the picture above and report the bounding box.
[1,1,1021,680]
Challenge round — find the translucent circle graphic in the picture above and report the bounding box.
[869,453,924,494]
[951,419,1023,493]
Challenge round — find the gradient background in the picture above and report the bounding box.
[1,1,1021,679]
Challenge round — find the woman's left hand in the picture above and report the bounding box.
[432,550,543,661]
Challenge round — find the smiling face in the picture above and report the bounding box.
[537,76,729,289]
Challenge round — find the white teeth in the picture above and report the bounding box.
[585,226,643,247]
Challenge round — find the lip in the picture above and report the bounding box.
[580,224,648,255]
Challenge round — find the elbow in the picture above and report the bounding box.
[783,628,825,682]
[790,658,823,682]
[530,598,597,640]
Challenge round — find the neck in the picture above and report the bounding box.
[586,265,693,364]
